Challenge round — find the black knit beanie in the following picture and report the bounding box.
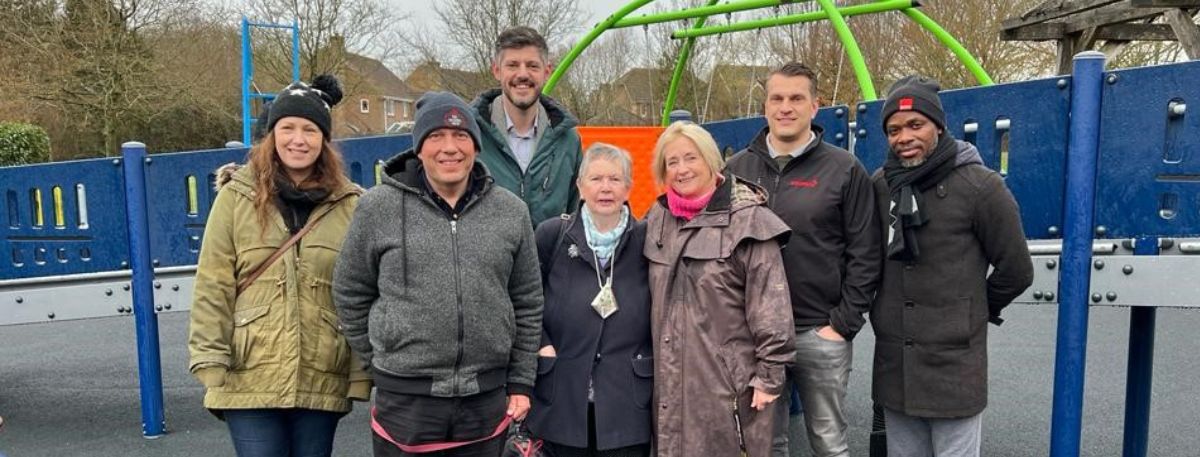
[267,74,344,138]
[412,91,482,151]
[881,75,946,133]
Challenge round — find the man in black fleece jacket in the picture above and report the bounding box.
[725,62,882,457]
[333,92,543,457]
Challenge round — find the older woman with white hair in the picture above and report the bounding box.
[525,143,653,457]
[644,121,796,457]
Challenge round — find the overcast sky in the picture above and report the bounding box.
[392,0,638,40]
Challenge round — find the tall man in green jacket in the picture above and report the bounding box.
[471,26,582,226]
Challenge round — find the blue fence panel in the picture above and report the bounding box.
[143,147,247,268]
[702,105,851,154]
[141,134,414,269]
[1,157,130,280]
[1095,60,1200,238]
[338,134,414,188]
[855,77,1072,239]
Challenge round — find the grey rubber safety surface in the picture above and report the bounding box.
[1,306,1197,456]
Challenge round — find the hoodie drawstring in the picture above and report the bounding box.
[401,191,408,291]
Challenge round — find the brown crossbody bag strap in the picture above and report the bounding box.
[236,211,329,296]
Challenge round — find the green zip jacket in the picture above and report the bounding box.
[471,89,582,226]
[188,165,369,413]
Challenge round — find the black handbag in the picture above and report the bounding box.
[502,420,550,457]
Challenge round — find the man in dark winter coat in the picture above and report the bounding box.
[472,26,583,226]
[870,76,1033,457]
[725,62,882,457]
[333,91,543,457]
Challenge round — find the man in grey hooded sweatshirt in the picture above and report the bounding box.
[870,76,1033,457]
[334,91,543,457]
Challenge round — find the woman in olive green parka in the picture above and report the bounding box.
[187,75,369,457]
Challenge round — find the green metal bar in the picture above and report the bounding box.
[900,8,994,85]
[662,0,722,126]
[544,0,656,94]
[614,0,800,29]
[672,0,915,39]
[814,0,876,100]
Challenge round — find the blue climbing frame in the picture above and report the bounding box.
[240,17,302,145]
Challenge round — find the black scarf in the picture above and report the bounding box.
[273,173,330,234]
[882,134,958,261]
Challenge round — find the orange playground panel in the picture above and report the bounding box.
[577,126,665,218]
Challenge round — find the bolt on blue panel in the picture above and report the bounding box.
[855,76,1072,240]
[1096,60,1200,238]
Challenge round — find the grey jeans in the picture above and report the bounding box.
[883,408,982,457]
[772,327,852,457]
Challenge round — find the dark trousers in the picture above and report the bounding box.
[224,408,342,457]
[542,404,651,457]
[372,388,507,457]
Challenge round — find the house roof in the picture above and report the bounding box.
[709,64,769,88]
[346,53,419,99]
[609,67,674,104]
[404,61,493,99]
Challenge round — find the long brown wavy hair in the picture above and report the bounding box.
[247,131,351,236]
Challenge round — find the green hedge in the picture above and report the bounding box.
[0,122,51,166]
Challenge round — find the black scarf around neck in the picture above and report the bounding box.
[882,134,958,261]
[273,173,331,234]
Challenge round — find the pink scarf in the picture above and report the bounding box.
[667,177,721,221]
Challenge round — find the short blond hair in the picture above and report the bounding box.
[651,121,724,187]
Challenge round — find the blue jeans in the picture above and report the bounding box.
[224,408,343,457]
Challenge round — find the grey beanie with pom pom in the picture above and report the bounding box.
[267,74,344,138]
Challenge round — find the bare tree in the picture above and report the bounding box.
[884,0,1055,88]
[553,29,636,125]
[431,0,587,72]
[1,0,242,157]
[0,0,198,156]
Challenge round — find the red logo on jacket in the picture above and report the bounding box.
[789,178,819,189]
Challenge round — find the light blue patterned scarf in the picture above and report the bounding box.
[581,205,629,264]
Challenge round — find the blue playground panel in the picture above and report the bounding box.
[141,134,412,270]
[1,135,412,280]
[142,146,245,269]
[854,76,1072,239]
[1095,61,1200,239]
[704,104,851,153]
[1,157,130,278]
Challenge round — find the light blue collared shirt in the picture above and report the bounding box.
[491,97,550,173]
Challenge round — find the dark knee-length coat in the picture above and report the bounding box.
[644,174,796,457]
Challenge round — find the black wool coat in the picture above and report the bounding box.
[525,210,653,450]
[870,158,1034,418]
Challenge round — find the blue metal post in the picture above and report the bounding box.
[291,20,301,81]
[241,17,253,145]
[1122,238,1158,457]
[121,142,166,438]
[1049,51,1106,457]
